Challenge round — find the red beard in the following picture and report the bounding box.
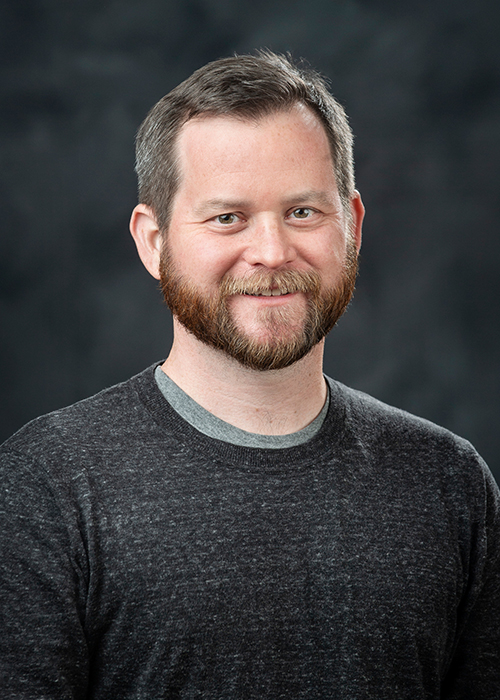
[159,240,358,371]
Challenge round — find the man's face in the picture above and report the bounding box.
[160,104,361,371]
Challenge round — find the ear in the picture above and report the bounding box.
[349,190,365,254]
[129,204,162,280]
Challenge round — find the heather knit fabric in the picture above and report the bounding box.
[1,363,499,699]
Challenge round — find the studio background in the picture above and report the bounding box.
[1,0,499,484]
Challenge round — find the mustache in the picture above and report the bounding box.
[219,269,322,297]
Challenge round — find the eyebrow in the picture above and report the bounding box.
[192,199,250,218]
[193,191,336,218]
[281,190,336,208]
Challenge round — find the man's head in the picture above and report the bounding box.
[130,52,364,371]
[135,50,356,233]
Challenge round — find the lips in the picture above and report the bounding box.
[244,289,291,297]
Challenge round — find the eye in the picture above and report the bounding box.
[290,207,313,219]
[215,213,239,225]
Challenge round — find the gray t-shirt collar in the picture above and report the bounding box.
[154,365,329,449]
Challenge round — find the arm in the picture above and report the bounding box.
[0,449,90,699]
[442,462,500,699]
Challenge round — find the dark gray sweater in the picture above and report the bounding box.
[1,364,499,699]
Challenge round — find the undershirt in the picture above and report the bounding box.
[154,365,329,448]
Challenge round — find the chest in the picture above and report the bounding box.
[85,459,463,647]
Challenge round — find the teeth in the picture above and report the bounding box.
[244,289,289,297]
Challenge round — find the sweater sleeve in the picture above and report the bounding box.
[0,448,90,699]
[442,458,500,699]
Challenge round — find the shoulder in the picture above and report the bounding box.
[0,363,161,467]
[326,377,497,502]
[329,375,474,450]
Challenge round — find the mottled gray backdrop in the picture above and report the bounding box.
[1,0,499,483]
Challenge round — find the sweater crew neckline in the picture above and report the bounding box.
[132,363,347,472]
[153,365,330,450]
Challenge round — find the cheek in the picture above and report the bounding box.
[170,237,243,287]
[300,237,347,278]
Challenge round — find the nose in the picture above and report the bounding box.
[243,216,297,269]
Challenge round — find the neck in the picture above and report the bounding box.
[161,322,327,435]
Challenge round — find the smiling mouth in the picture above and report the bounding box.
[221,270,319,299]
[243,289,293,297]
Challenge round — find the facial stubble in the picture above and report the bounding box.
[159,238,358,371]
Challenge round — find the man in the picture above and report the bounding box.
[1,51,499,699]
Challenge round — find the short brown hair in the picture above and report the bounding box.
[135,50,355,232]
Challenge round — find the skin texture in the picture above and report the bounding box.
[130,103,364,434]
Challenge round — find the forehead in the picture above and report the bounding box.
[180,103,330,157]
[176,104,333,173]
